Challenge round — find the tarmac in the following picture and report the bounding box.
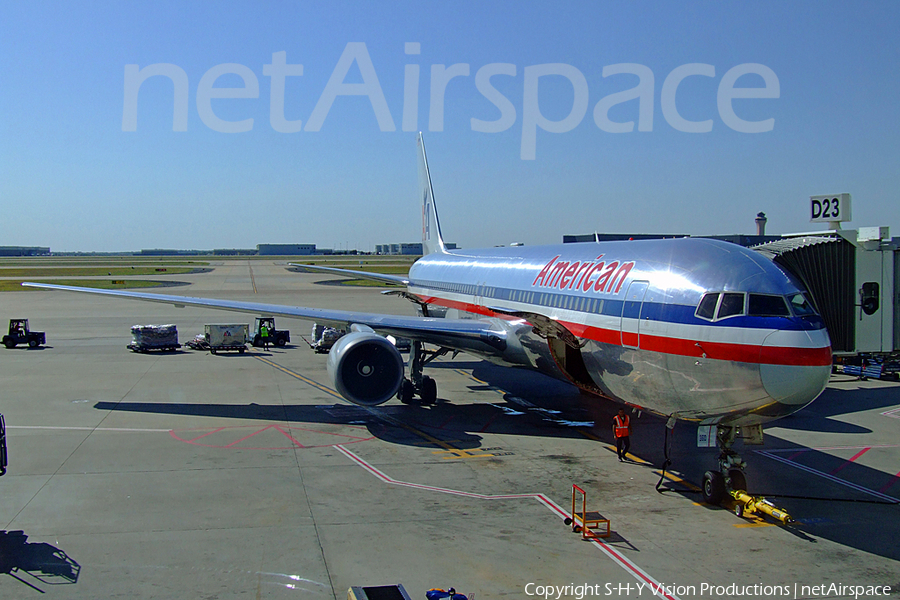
[0,259,898,599]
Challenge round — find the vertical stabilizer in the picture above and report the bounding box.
[417,133,447,255]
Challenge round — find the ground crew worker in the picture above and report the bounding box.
[260,323,270,349]
[613,408,631,461]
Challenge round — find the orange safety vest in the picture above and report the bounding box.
[613,414,630,438]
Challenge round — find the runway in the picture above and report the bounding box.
[0,259,897,599]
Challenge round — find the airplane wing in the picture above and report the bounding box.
[21,282,506,354]
[287,263,409,286]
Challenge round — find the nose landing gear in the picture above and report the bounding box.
[702,425,749,504]
[701,424,793,523]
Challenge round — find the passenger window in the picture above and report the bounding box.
[717,293,745,319]
[748,294,790,317]
[696,293,719,320]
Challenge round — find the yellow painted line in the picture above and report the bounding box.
[432,449,495,460]
[253,354,341,399]
[653,470,702,492]
[733,521,776,528]
[692,501,779,527]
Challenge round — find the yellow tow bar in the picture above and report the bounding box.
[730,490,793,524]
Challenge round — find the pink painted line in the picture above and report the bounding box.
[765,443,900,453]
[787,450,806,461]
[285,425,371,440]
[334,444,679,600]
[830,447,871,475]
[878,472,900,494]
[224,425,283,448]
[881,408,900,419]
[272,425,306,448]
[187,427,225,443]
[758,451,899,503]
[477,412,500,433]
[435,415,455,430]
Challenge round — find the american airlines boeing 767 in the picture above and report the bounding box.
[25,133,832,504]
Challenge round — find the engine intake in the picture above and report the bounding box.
[326,331,404,406]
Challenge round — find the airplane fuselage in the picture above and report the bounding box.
[408,236,832,426]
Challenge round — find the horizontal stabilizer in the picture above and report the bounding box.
[288,263,409,286]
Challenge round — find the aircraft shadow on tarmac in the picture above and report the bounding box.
[93,357,619,451]
[771,382,898,433]
[0,530,81,592]
[646,380,900,563]
[91,359,900,563]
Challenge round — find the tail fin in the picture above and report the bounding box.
[417,133,447,255]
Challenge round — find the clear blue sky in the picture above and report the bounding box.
[2,1,898,252]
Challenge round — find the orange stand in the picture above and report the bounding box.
[564,484,610,539]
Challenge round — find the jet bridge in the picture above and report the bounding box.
[753,229,898,356]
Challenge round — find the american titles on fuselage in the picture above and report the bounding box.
[532,254,635,295]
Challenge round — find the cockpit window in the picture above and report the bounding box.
[748,294,790,317]
[696,292,719,320]
[787,293,817,316]
[717,293,745,319]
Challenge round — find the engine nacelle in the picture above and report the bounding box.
[326,331,404,406]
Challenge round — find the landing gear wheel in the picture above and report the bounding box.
[398,379,415,404]
[728,469,747,493]
[702,470,726,505]
[419,376,437,405]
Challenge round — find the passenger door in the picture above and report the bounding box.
[620,280,649,348]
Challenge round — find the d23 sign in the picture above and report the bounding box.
[810,193,852,223]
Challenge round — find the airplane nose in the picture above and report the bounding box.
[759,328,831,409]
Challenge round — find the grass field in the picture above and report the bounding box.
[0,279,181,292]
[0,255,416,291]
[0,267,199,277]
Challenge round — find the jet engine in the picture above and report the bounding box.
[326,329,404,406]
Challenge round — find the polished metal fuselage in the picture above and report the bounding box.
[408,237,832,426]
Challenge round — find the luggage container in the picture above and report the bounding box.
[204,324,248,354]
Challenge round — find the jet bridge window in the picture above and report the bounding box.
[748,294,790,317]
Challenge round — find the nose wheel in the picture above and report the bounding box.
[702,425,748,505]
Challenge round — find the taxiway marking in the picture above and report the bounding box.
[335,444,680,600]
[758,450,899,504]
[881,407,900,419]
[170,424,374,450]
[8,425,170,432]
[830,447,871,475]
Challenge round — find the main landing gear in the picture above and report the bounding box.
[397,341,449,405]
[702,425,748,505]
